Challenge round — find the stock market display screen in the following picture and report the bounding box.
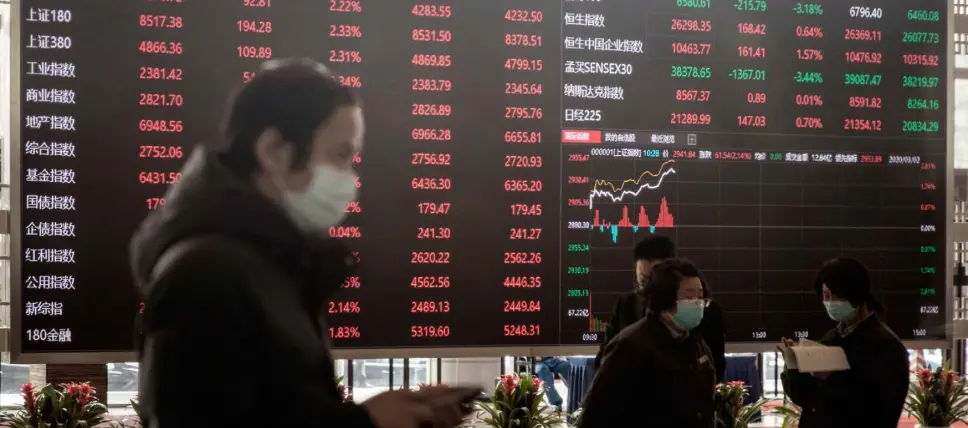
[18,0,948,353]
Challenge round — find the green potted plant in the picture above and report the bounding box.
[478,373,561,428]
[0,382,109,428]
[770,403,800,428]
[712,381,767,428]
[906,363,968,428]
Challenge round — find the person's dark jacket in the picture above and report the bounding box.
[594,291,726,382]
[579,315,716,428]
[131,147,375,428]
[780,314,909,428]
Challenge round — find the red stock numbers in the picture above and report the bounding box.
[412,152,452,165]
[413,29,452,43]
[341,277,361,289]
[506,82,543,96]
[504,180,543,192]
[737,115,767,128]
[238,20,272,34]
[411,177,451,190]
[504,276,542,288]
[417,227,451,240]
[510,203,543,216]
[505,58,543,71]
[670,113,711,126]
[243,71,257,83]
[412,128,452,141]
[506,9,543,23]
[411,325,450,338]
[505,107,542,120]
[413,104,452,117]
[413,78,452,92]
[243,0,271,7]
[795,117,824,129]
[504,324,540,337]
[845,51,882,64]
[139,67,182,81]
[412,4,452,18]
[848,96,882,109]
[676,89,711,102]
[747,92,767,104]
[139,171,181,185]
[412,251,451,264]
[504,300,541,312]
[237,46,272,59]
[412,54,452,67]
[737,22,766,35]
[737,46,765,58]
[844,29,882,41]
[412,301,451,313]
[509,228,542,240]
[139,119,183,133]
[504,252,542,264]
[145,198,165,210]
[505,155,543,168]
[138,41,183,55]
[505,34,541,47]
[139,15,183,29]
[505,131,542,144]
[139,93,183,108]
[411,276,451,289]
[329,326,361,339]
[844,118,883,132]
[672,42,712,56]
[418,202,450,215]
[139,145,183,159]
[671,18,711,32]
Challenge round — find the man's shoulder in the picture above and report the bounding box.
[146,236,267,303]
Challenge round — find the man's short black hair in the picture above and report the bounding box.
[633,235,676,262]
[645,258,702,314]
[814,257,885,313]
[220,58,359,175]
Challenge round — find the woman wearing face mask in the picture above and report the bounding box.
[780,258,908,428]
[578,259,715,428]
[131,58,474,428]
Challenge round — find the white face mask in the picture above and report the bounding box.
[282,165,357,233]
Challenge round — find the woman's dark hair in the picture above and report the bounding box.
[814,257,885,314]
[220,58,360,175]
[644,258,703,315]
[633,235,676,262]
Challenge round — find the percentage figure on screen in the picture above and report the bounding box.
[330,0,362,12]
[329,49,362,63]
[328,301,361,314]
[794,71,823,84]
[344,201,362,213]
[338,75,362,88]
[797,49,823,61]
[795,94,823,106]
[796,25,824,38]
[330,24,362,38]
[921,162,937,170]
[329,326,361,339]
[793,3,823,15]
[922,183,937,191]
[328,226,361,239]
[795,117,824,129]
[341,276,361,288]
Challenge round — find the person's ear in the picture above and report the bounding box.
[253,128,292,174]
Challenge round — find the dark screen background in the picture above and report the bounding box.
[19,0,947,353]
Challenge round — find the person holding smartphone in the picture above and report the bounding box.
[132,58,476,428]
